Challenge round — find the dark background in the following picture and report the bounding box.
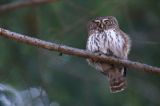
[0,0,160,106]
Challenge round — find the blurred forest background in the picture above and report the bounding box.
[0,0,160,106]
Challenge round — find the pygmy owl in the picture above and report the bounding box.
[86,16,131,93]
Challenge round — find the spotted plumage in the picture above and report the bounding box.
[86,16,131,93]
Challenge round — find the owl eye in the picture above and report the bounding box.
[103,20,110,25]
[93,20,101,25]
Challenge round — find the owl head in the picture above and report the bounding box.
[88,16,119,32]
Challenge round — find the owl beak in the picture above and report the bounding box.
[100,23,104,29]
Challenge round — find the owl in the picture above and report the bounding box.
[86,16,131,93]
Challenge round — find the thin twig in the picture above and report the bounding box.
[0,0,59,13]
[0,28,160,74]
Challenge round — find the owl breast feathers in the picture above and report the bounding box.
[86,16,131,93]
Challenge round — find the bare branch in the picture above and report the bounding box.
[0,28,160,74]
[0,0,59,13]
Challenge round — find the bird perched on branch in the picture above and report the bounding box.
[86,16,131,93]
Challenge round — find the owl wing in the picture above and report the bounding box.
[116,29,131,59]
[102,29,131,60]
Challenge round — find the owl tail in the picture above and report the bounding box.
[107,68,127,93]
